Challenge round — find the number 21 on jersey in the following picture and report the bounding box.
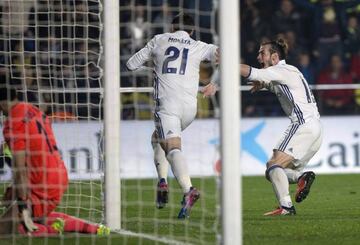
[162,46,189,75]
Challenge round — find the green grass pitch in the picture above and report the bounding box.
[1,174,360,245]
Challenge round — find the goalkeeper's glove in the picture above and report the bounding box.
[0,142,12,175]
[2,142,12,160]
[17,198,38,233]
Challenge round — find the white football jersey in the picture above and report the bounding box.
[126,31,218,105]
[248,60,320,124]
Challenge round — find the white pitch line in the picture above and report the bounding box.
[112,229,194,245]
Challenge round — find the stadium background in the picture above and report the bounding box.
[0,0,359,244]
[1,0,359,177]
[0,0,359,121]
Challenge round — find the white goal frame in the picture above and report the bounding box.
[104,0,121,230]
[219,0,241,244]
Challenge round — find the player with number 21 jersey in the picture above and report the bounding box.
[127,30,218,138]
[126,13,218,218]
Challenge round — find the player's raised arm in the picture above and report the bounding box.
[241,38,289,93]
[240,64,251,78]
[240,64,269,93]
[199,61,218,97]
[199,46,220,97]
[200,44,218,64]
[247,66,283,84]
[126,37,156,71]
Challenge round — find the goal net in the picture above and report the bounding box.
[0,0,222,244]
[0,0,104,233]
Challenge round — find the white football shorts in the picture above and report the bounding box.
[275,118,323,170]
[154,99,197,140]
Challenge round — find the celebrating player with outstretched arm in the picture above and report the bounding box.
[126,13,218,218]
[0,86,109,235]
[241,38,323,216]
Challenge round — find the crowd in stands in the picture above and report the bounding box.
[241,0,360,117]
[0,0,102,120]
[0,0,359,120]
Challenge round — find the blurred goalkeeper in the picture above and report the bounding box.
[0,86,109,235]
[240,38,323,216]
[126,13,218,218]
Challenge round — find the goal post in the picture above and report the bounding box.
[219,0,241,244]
[104,0,121,230]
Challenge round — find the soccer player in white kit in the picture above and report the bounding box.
[126,14,218,218]
[241,38,323,215]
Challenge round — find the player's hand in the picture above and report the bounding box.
[18,199,38,233]
[248,81,264,93]
[20,208,38,233]
[201,82,218,97]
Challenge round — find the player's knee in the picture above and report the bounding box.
[165,148,182,162]
[163,137,181,154]
[151,131,159,143]
[266,159,279,169]
[265,162,282,182]
[151,132,156,143]
[265,163,272,182]
[166,146,181,156]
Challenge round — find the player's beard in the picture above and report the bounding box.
[261,60,271,69]
[266,58,275,68]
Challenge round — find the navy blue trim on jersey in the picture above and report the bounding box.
[153,72,160,109]
[278,123,299,152]
[153,71,158,100]
[265,164,283,181]
[244,66,252,79]
[279,85,305,124]
[152,72,164,139]
[154,112,165,139]
[301,78,312,103]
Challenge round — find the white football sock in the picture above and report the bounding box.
[151,142,169,181]
[166,149,192,193]
[283,168,301,184]
[267,165,293,208]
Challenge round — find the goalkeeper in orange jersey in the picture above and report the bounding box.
[0,86,109,236]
